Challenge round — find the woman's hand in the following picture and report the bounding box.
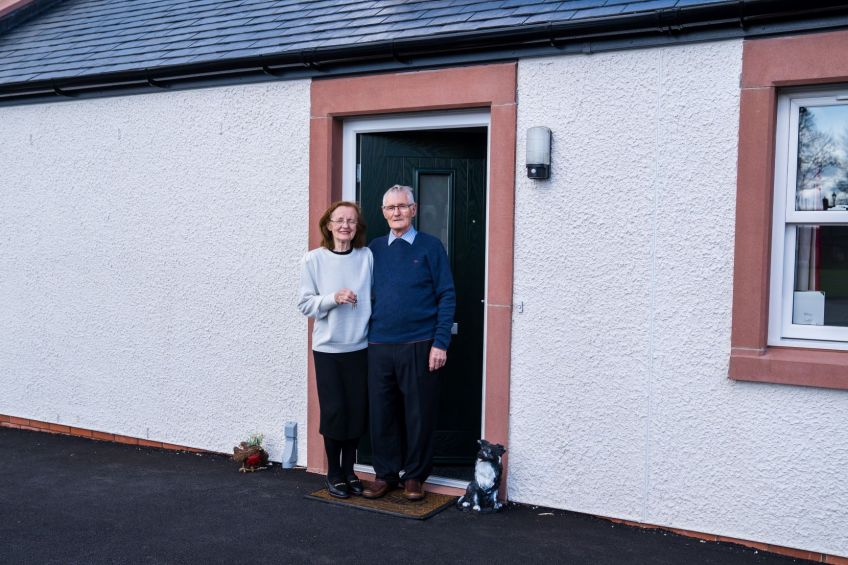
[334,288,358,307]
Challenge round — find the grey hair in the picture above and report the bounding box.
[382,184,415,206]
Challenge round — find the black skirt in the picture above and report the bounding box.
[313,348,368,440]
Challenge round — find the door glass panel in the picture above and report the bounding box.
[792,225,848,326]
[796,105,848,211]
[417,172,452,254]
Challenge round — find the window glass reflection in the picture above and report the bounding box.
[796,105,848,212]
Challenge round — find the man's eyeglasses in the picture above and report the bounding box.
[381,204,414,213]
[328,219,357,226]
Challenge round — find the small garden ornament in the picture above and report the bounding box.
[233,433,269,472]
[457,440,506,513]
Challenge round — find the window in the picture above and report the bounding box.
[415,170,453,256]
[729,30,848,390]
[770,89,848,350]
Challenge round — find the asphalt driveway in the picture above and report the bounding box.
[0,427,815,565]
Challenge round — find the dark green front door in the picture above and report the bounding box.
[358,127,487,475]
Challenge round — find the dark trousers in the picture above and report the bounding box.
[368,341,440,483]
[313,349,368,441]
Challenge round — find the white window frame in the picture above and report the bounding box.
[769,88,848,350]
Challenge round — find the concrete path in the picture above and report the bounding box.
[0,428,813,564]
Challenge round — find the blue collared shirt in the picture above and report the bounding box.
[387,225,417,246]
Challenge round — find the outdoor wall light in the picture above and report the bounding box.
[526,126,551,180]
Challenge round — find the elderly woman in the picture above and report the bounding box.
[298,201,372,498]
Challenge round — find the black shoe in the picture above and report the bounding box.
[326,476,349,499]
[346,475,364,496]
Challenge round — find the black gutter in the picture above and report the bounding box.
[1,0,848,105]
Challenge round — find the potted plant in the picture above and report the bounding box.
[233,432,269,472]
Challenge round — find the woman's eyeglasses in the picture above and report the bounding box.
[329,219,357,226]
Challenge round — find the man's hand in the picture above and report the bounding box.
[429,346,447,372]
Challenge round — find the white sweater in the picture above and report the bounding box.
[297,247,372,353]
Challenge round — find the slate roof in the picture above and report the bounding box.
[1,0,848,98]
[0,0,735,87]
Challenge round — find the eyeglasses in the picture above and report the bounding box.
[381,204,414,213]
[329,219,357,226]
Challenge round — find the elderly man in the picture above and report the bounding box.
[362,185,456,501]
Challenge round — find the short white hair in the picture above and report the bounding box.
[382,185,415,206]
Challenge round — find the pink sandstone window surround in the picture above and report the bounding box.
[730,29,848,391]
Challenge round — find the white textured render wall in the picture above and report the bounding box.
[512,41,848,556]
[0,81,310,464]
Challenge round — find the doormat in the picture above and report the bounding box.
[306,487,457,520]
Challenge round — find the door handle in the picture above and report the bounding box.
[451,322,458,335]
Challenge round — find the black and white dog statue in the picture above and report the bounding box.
[457,439,506,513]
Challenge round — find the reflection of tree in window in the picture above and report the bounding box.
[796,106,848,210]
[793,106,848,327]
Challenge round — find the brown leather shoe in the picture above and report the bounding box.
[403,479,425,501]
[362,479,394,499]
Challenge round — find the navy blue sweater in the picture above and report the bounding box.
[369,232,456,349]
